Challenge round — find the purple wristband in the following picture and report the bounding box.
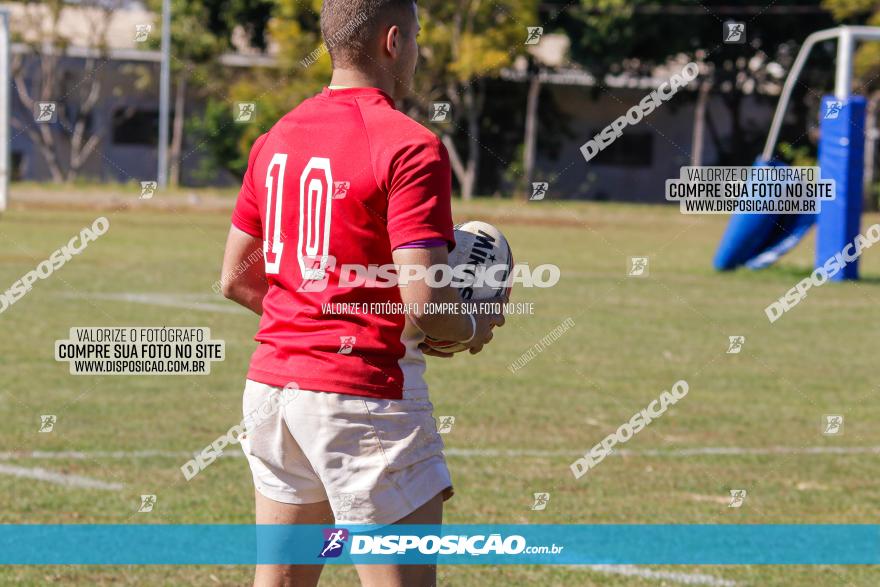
[395,238,448,250]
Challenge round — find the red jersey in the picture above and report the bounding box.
[231,87,454,399]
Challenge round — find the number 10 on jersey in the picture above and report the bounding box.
[264,156,334,281]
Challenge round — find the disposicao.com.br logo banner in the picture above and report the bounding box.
[317,526,562,562]
[1,525,879,565]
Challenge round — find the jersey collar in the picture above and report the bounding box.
[321,86,395,107]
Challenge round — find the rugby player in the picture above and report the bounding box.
[220,1,505,585]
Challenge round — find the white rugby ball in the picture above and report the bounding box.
[424,220,513,354]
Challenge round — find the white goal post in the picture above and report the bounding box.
[0,8,9,213]
[762,26,880,161]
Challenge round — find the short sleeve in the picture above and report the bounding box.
[386,137,454,251]
[231,134,268,238]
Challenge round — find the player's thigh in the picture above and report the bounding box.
[354,491,444,587]
[255,490,335,524]
[254,492,335,587]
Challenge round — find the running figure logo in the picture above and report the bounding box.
[727,336,745,354]
[823,415,844,435]
[531,182,548,201]
[138,495,157,513]
[134,24,152,43]
[728,489,747,508]
[338,336,357,355]
[319,528,350,558]
[296,255,337,293]
[39,415,57,433]
[825,101,843,120]
[336,494,355,513]
[140,181,158,200]
[628,257,649,277]
[723,22,746,44]
[530,492,550,511]
[437,416,456,434]
[333,181,350,200]
[430,102,451,123]
[35,102,57,123]
[235,103,256,123]
[525,27,544,45]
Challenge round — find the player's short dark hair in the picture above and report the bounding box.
[320,0,416,68]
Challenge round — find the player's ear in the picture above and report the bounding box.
[385,25,400,59]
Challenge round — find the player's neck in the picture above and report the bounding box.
[329,69,396,101]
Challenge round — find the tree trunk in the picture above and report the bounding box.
[9,4,113,184]
[34,127,65,182]
[66,57,103,181]
[460,81,484,201]
[691,80,711,166]
[12,63,66,182]
[441,134,468,196]
[723,93,744,165]
[169,71,187,187]
[704,102,725,161]
[523,70,542,198]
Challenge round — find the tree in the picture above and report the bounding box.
[145,0,274,186]
[213,0,540,198]
[409,0,539,199]
[10,0,123,182]
[822,0,880,210]
[555,0,834,166]
[191,0,326,180]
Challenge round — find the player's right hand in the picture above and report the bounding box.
[465,297,506,355]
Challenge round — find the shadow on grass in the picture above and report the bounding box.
[714,264,880,286]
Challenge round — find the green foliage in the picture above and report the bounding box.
[553,1,834,164]
[169,0,321,181]
[216,0,326,175]
[410,1,540,197]
[415,0,538,88]
[223,0,275,50]
[145,0,274,60]
[200,0,542,185]
[778,141,817,167]
[821,0,876,21]
[822,0,880,87]
[187,72,322,181]
[270,0,324,71]
[560,0,636,70]
[560,0,833,74]
[187,98,248,181]
[233,72,323,153]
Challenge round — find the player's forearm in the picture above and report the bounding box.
[222,280,267,315]
[392,247,475,342]
[220,227,267,315]
[407,286,474,342]
[413,310,474,342]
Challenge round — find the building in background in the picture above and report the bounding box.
[502,35,779,203]
[6,0,270,186]
[6,4,780,202]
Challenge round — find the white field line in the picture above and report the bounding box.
[448,445,880,458]
[59,292,249,315]
[0,463,123,491]
[580,565,736,586]
[1,445,879,462]
[0,450,199,460]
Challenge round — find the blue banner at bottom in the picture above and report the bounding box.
[0,525,877,565]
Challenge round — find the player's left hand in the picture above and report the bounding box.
[419,343,456,358]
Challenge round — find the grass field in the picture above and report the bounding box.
[1,194,879,586]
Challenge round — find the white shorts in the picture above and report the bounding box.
[240,379,453,526]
